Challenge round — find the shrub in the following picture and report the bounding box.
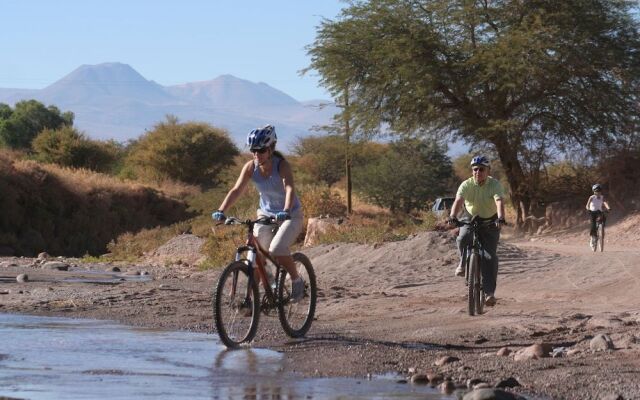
[32,126,123,173]
[298,184,347,218]
[353,138,454,213]
[123,116,238,187]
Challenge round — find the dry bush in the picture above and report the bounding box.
[298,184,347,218]
[0,150,190,256]
[316,210,437,245]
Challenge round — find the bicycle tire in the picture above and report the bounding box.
[476,257,484,315]
[598,223,605,252]
[468,253,483,316]
[213,261,260,348]
[467,253,478,316]
[277,252,317,338]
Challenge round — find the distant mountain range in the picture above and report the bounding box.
[0,62,339,151]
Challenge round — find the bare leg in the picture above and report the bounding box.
[275,255,300,280]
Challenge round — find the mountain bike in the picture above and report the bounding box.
[591,210,607,252]
[213,215,317,348]
[456,217,500,316]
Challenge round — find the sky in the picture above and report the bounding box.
[0,1,347,101]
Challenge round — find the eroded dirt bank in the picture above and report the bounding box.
[2,216,640,400]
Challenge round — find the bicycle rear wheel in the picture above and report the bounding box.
[598,224,605,252]
[468,253,483,316]
[213,261,260,348]
[277,252,317,338]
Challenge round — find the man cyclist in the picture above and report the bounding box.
[447,155,506,307]
[585,184,610,250]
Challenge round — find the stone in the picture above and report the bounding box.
[303,217,342,247]
[107,266,121,272]
[410,373,429,384]
[590,334,615,351]
[427,372,444,385]
[42,261,69,271]
[440,380,455,394]
[434,355,459,366]
[494,377,521,389]
[513,343,552,361]
[496,347,512,357]
[463,388,525,400]
[37,252,49,260]
[16,274,29,283]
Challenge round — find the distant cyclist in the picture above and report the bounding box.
[447,155,506,307]
[212,125,305,301]
[585,184,610,250]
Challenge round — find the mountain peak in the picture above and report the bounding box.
[41,62,173,104]
[167,74,300,108]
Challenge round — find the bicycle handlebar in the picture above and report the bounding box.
[218,215,288,227]
[451,217,507,228]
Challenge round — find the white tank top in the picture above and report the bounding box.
[589,195,605,211]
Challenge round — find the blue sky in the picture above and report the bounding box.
[1,1,347,101]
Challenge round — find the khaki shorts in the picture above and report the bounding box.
[253,209,304,256]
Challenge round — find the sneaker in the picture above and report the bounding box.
[291,277,305,303]
[485,294,496,307]
[454,260,464,277]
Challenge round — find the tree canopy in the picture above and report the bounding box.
[0,100,74,149]
[308,0,640,225]
[123,116,239,187]
[353,138,453,213]
[32,126,122,173]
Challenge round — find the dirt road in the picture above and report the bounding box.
[2,215,640,399]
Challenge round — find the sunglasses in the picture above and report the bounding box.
[250,148,268,154]
[472,167,486,172]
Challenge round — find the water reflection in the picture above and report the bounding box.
[0,314,452,399]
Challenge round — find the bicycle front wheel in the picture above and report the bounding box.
[213,261,260,348]
[598,224,605,252]
[277,252,317,338]
[468,253,483,316]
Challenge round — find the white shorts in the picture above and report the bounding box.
[253,209,304,256]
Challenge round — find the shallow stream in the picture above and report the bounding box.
[0,313,454,399]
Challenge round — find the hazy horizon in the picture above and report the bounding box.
[0,1,346,102]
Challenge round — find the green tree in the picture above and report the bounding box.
[353,138,453,213]
[0,100,74,149]
[0,103,12,120]
[294,134,356,187]
[124,116,239,187]
[308,0,640,226]
[32,126,123,173]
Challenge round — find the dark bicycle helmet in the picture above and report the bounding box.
[247,125,277,150]
[470,155,490,167]
[592,183,602,192]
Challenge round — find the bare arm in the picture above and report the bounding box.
[217,161,253,213]
[278,159,297,211]
[585,196,592,210]
[496,197,505,220]
[449,195,465,218]
[603,199,611,211]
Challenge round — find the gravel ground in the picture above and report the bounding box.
[2,220,640,400]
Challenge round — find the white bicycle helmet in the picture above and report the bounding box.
[247,125,277,150]
[592,184,602,192]
[470,155,490,167]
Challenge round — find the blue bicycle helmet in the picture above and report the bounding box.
[247,125,277,150]
[470,155,490,167]
[592,184,602,192]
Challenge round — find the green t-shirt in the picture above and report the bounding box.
[456,176,505,219]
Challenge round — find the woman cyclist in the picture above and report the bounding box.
[585,184,610,250]
[212,125,305,301]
